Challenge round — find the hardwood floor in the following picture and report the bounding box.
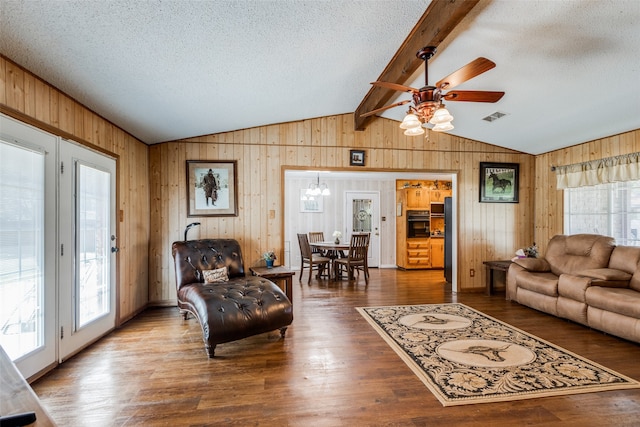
[32,269,640,426]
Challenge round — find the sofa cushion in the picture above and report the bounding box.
[608,246,640,273]
[513,257,550,272]
[578,268,631,288]
[545,234,615,276]
[586,287,640,319]
[516,271,559,297]
[608,246,640,292]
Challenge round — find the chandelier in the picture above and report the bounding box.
[302,173,330,200]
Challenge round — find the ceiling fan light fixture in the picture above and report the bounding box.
[432,122,454,132]
[400,113,422,129]
[404,126,425,136]
[429,106,454,125]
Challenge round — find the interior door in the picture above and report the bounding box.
[58,141,116,361]
[0,115,57,379]
[345,191,379,267]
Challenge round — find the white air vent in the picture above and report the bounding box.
[482,111,508,122]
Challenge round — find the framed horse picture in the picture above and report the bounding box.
[479,162,519,203]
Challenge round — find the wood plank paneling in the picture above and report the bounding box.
[150,114,534,301]
[534,129,639,253]
[0,55,150,324]
[4,53,635,318]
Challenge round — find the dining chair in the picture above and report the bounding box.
[297,233,331,284]
[333,233,370,285]
[308,231,328,256]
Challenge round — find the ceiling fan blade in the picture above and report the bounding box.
[443,90,504,103]
[435,57,496,90]
[359,100,411,118]
[370,81,418,93]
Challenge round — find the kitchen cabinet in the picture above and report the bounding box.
[406,239,431,268]
[405,188,430,209]
[430,189,452,203]
[396,180,451,270]
[430,238,444,268]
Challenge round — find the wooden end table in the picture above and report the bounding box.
[482,260,512,296]
[250,266,295,303]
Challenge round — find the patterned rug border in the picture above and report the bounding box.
[357,303,640,406]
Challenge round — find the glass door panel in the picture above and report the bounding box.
[0,142,45,359]
[345,191,379,267]
[76,164,111,328]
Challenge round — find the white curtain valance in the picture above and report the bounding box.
[554,152,640,189]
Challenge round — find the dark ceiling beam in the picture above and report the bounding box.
[354,0,480,131]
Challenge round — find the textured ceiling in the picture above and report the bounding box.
[1,0,639,155]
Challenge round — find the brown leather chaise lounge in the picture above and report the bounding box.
[172,239,293,357]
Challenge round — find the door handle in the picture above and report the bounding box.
[111,246,119,253]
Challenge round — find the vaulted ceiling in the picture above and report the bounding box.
[1,0,639,155]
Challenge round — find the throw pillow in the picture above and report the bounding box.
[203,267,228,284]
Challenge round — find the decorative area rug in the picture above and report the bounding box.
[357,303,640,406]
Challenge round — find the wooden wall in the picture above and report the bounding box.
[0,55,150,324]
[149,115,535,302]
[533,129,640,251]
[7,53,634,309]
[5,56,640,310]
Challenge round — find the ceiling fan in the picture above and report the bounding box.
[361,46,504,134]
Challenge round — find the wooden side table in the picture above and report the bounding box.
[483,260,512,296]
[250,266,295,303]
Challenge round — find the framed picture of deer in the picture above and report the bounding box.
[479,162,519,203]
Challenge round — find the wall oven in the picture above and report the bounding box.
[407,210,430,238]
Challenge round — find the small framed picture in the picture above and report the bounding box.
[299,189,323,213]
[479,162,519,203]
[350,150,365,166]
[187,160,238,216]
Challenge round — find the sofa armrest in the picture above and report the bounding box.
[513,257,551,272]
[558,274,593,302]
[579,268,631,288]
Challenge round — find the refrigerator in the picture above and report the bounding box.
[444,197,452,283]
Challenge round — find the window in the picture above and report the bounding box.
[564,180,640,246]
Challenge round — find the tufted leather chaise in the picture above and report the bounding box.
[172,239,293,357]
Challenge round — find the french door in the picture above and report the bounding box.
[0,116,57,378]
[0,114,116,377]
[58,141,116,361]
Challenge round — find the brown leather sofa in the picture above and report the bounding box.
[506,234,640,343]
[172,239,293,357]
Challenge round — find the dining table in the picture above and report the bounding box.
[309,241,351,280]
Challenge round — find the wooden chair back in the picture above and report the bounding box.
[308,232,324,244]
[308,232,325,254]
[297,233,313,260]
[348,233,370,262]
[333,232,370,285]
